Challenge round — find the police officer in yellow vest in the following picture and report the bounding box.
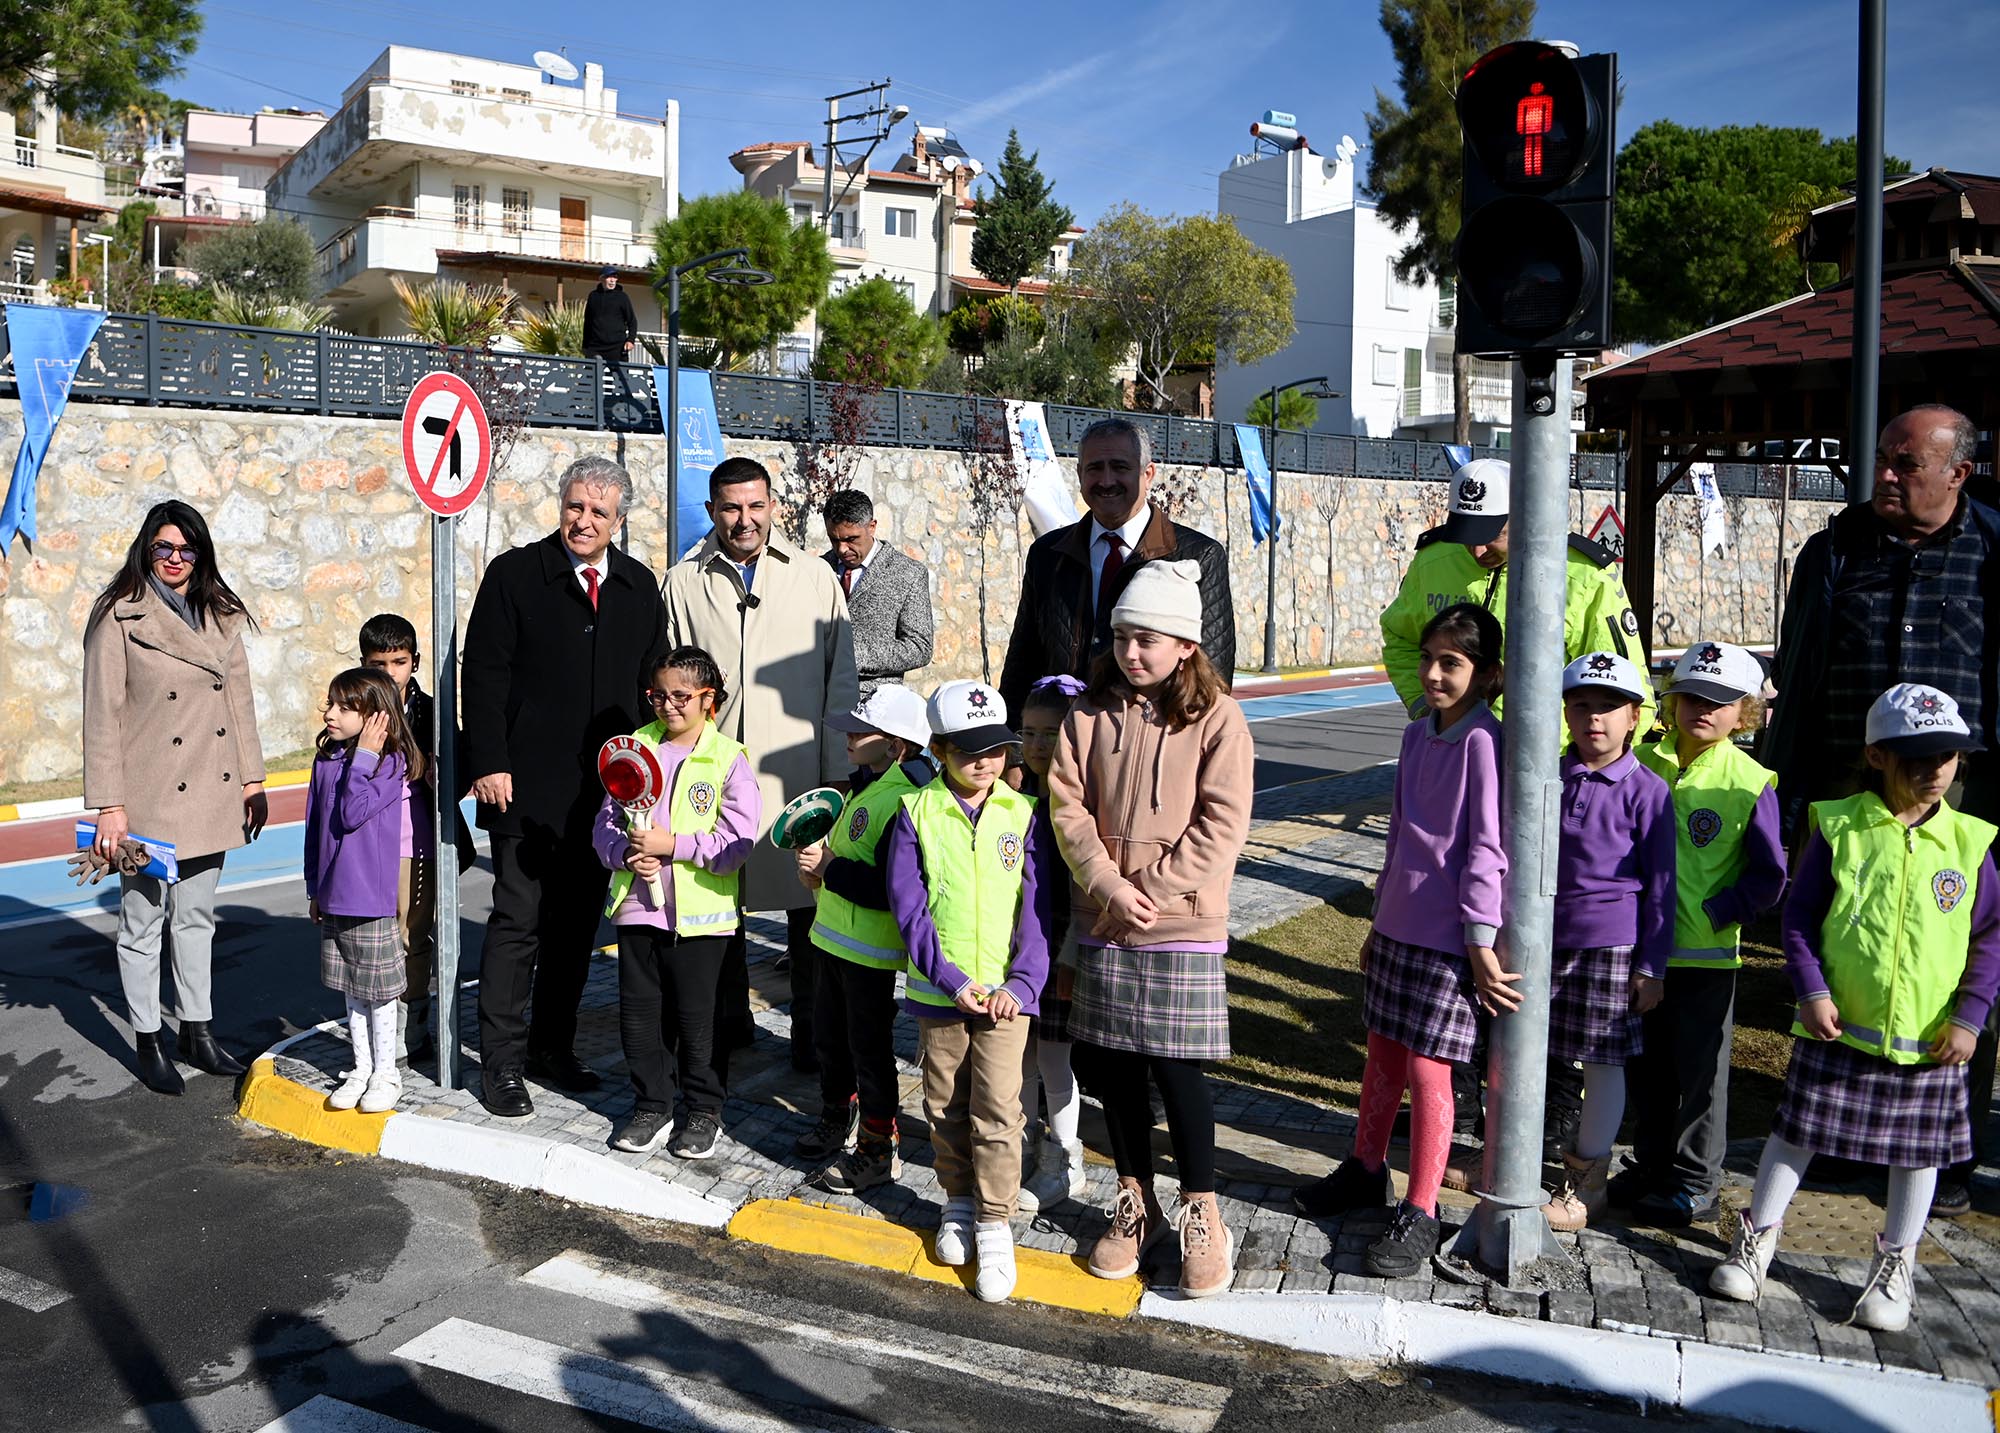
[791,683,937,1193]
[1711,682,2000,1332]
[592,647,761,1162]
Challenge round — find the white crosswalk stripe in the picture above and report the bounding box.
[395,1317,897,1433]
[521,1249,1231,1433]
[254,1395,430,1432]
[0,1264,70,1313]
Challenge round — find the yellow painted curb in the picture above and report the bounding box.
[237,1056,389,1156]
[266,769,310,790]
[727,1197,1142,1318]
[0,804,16,822]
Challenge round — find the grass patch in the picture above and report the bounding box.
[0,746,319,808]
[1226,893,1794,1140]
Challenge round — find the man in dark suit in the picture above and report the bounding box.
[998,416,1234,713]
[822,489,934,698]
[462,456,669,1117]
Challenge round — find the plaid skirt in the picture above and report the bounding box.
[1067,935,1231,1061]
[1773,1036,1971,1168]
[1548,944,1643,1066]
[1363,931,1480,1065]
[321,914,406,1003]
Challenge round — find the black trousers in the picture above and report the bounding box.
[813,953,901,1124]
[718,908,818,1057]
[616,927,728,1116]
[1630,965,1736,1201]
[1073,1040,1217,1192]
[477,830,610,1074]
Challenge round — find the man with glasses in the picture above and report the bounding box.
[1767,404,1997,1214]
[462,456,669,1118]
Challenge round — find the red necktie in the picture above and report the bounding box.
[1098,532,1126,619]
[584,566,599,611]
[842,565,855,597]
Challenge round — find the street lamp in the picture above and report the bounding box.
[82,233,114,308]
[653,248,772,561]
[1260,376,1339,674]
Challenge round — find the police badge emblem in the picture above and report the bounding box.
[1688,809,1723,848]
[847,804,871,843]
[688,782,717,818]
[1935,868,1968,914]
[997,831,1023,872]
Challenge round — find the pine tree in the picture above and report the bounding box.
[971,130,1074,294]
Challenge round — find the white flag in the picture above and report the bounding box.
[1006,400,1079,537]
[1690,463,1729,557]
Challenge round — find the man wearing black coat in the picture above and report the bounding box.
[582,267,638,364]
[998,416,1234,714]
[462,456,668,1117]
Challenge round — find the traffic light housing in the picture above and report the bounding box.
[1455,42,1617,358]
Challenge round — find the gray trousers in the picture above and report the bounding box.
[115,851,226,1032]
[1631,964,1736,1201]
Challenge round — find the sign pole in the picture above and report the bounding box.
[431,513,461,1090]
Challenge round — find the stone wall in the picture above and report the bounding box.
[0,400,1842,786]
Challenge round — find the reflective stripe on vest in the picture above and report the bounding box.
[1636,733,1777,969]
[603,720,745,936]
[810,762,922,969]
[901,781,1034,1007]
[1800,792,1996,1065]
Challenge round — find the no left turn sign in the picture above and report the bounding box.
[401,372,492,517]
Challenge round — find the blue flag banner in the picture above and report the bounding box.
[1234,423,1280,544]
[1442,442,1474,472]
[655,366,724,561]
[2,303,105,554]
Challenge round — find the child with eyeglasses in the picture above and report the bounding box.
[591,646,761,1160]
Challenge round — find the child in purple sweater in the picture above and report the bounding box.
[306,668,422,1115]
[1292,603,1510,1276]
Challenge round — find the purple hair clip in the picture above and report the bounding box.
[1028,674,1087,701]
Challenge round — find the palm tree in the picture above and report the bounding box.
[391,276,516,348]
[512,299,585,356]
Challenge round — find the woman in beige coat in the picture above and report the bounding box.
[83,501,268,1094]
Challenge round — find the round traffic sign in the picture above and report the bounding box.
[401,372,493,517]
[598,734,666,812]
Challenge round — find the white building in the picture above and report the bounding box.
[1214,128,1513,443]
[0,92,112,301]
[147,108,329,283]
[268,46,677,337]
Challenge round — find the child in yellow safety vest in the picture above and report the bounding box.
[1618,641,1788,1227]
[880,680,1051,1304]
[592,646,760,1162]
[792,682,937,1194]
[1711,683,2000,1332]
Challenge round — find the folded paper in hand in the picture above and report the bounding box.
[74,823,179,883]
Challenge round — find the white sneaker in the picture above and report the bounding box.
[358,1071,402,1114]
[1018,1139,1083,1213]
[326,1070,369,1111]
[1709,1210,1781,1302]
[934,1195,977,1266]
[1848,1235,1917,1331]
[973,1221,1017,1303]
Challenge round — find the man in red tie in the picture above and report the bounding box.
[821,488,935,700]
[462,456,669,1118]
[998,417,1236,713]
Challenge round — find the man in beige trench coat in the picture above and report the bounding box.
[662,455,858,1073]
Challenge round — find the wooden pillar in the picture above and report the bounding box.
[1625,431,1659,654]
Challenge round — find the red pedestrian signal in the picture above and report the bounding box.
[1455,41,1616,356]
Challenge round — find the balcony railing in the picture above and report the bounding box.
[828,228,867,252]
[1402,373,1513,421]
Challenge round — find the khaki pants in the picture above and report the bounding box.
[398,855,436,1004]
[919,1014,1031,1222]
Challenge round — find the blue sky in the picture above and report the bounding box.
[178,0,1996,226]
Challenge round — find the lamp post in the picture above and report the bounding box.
[1260,375,1337,674]
[653,248,772,561]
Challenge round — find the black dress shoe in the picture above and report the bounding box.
[134,1032,185,1096]
[481,1066,533,1117]
[525,1048,602,1093]
[179,1020,246,1077]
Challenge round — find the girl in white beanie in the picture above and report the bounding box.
[1045,559,1254,1298]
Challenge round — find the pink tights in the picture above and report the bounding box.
[1354,1031,1455,1216]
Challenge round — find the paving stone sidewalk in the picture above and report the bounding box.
[268,764,2000,1390]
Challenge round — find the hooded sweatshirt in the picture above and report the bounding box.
[1047,686,1254,947]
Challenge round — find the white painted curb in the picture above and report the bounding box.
[376,1111,734,1230]
[1137,1291,1992,1431]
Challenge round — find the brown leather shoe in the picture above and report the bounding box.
[1542,1151,1612,1232]
[1088,1175,1165,1280]
[1173,1190,1235,1299]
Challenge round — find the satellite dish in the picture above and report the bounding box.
[533,50,579,82]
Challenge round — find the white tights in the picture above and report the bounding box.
[347,995,399,1079]
[1021,1030,1081,1147]
[1747,1134,1937,1249]
[1575,1061,1626,1160]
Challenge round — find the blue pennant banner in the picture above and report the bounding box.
[2,303,105,554]
[655,365,724,561]
[1234,423,1281,545]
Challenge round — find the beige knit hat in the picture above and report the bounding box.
[1109,558,1204,644]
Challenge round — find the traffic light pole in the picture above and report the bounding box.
[1454,352,1569,1282]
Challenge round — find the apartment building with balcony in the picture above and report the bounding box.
[145,108,330,283]
[1213,123,1518,444]
[0,93,113,301]
[268,47,677,336]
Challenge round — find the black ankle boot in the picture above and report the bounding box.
[179,1021,246,1077]
[135,1032,185,1095]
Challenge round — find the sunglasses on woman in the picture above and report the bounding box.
[150,541,199,564]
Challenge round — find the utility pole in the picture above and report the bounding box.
[814,80,907,358]
[1848,0,1885,502]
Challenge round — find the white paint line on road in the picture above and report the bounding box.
[394,1317,897,1433]
[0,1264,71,1313]
[254,1394,430,1432]
[523,1250,1230,1433]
